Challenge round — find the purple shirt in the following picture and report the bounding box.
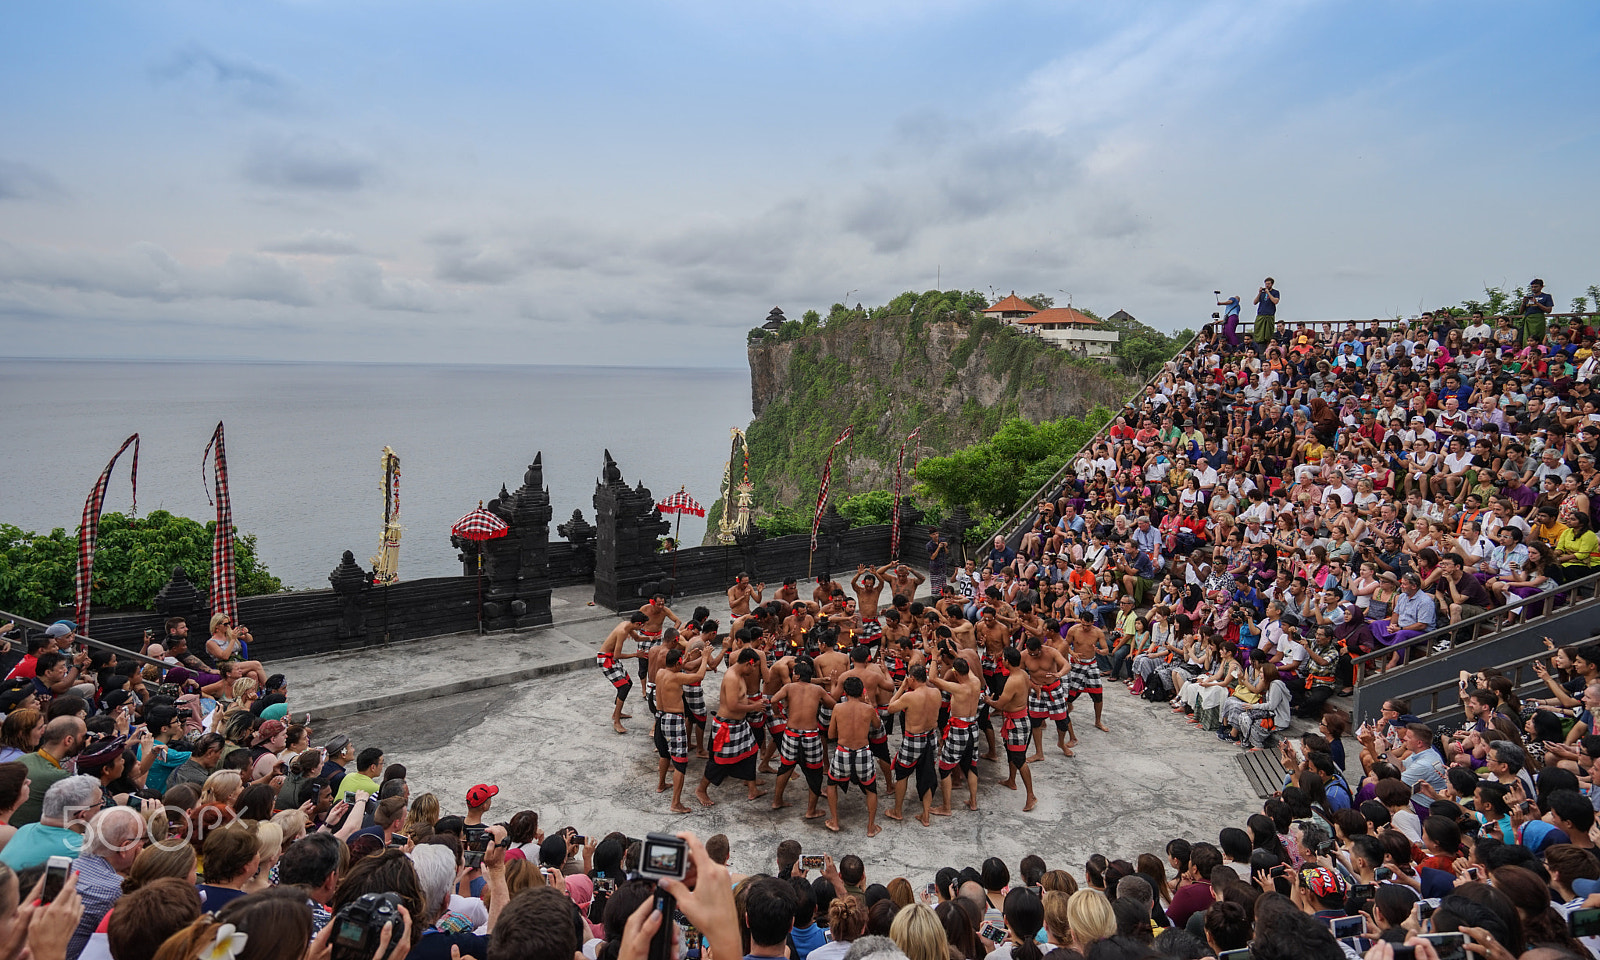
[1504,482,1537,511]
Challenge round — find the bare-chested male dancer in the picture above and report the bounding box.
[654,647,709,813]
[987,647,1038,812]
[826,676,883,837]
[771,660,836,818]
[885,665,942,826]
[597,613,647,733]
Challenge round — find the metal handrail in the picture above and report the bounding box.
[0,609,170,669]
[1348,566,1600,678]
[1399,646,1569,726]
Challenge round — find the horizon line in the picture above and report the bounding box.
[0,355,750,372]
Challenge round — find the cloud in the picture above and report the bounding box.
[261,229,363,255]
[841,131,1080,253]
[0,160,64,201]
[337,258,445,312]
[242,136,375,192]
[149,43,295,111]
[0,239,314,307]
[215,253,315,306]
[433,245,524,284]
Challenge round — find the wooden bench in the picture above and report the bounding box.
[1237,748,1288,799]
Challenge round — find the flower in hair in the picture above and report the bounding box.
[202,924,248,960]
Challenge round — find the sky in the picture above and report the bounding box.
[1,0,1597,368]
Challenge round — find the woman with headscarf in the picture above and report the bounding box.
[1308,397,1339,444]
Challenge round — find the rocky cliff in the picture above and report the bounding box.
[740,311,1139,510]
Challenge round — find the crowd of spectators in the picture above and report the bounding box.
[965,291,1600,749]
[1,288,1598,960]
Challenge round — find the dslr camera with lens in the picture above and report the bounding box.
[333,892,402,954]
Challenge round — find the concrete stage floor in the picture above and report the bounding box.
[329,663,1267,884]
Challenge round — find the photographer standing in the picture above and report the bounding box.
[1252,278,1281,354]
[1521,277,1554,345]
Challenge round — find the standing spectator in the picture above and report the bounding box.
[927,531,949,599]
[1253,279,1281,352]
[1523,278,1555,344]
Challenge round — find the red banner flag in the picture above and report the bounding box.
[75,434,140,634]
[202,422,238,626]
[810,426,854,552]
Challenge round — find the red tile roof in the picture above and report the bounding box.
[1011,307,1101,326]
[983,294,1039,315]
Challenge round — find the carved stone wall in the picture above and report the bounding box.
[592,450,670,611]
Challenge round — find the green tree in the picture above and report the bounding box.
[837,490,894,526]
[0,510,283,621]
[752,504,813,538]
[913,412,1112,520]
[1022,294,1054,310]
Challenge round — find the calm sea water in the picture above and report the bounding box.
[0,360,751,589]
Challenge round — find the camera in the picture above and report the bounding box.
[332,892,403,954]
[639,832,689,881]
[800,854,825,870]
[462,824,491,869]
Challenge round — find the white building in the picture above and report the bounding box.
[982,295,1121,359]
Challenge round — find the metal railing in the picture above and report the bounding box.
[1348,566,1600,682]
[1398,645,1569,727]
[0,610,169,669]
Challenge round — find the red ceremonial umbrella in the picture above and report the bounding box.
[453,501,509,633]
[657,486,704,582]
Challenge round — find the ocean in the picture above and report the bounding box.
[0,359,751,590]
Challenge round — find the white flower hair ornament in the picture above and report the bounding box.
[203,923,249,960]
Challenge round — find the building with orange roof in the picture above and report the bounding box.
[984,295,1121,360]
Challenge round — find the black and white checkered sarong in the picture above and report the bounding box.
[894,729,937,771]
[709,715,757,763]
[939,718,977,773]
[1027,679,1068,721]
[779,728,825,769]
[683,684,706,724]
[654,712,689,770]
[828,744,878,790]
[597,652,632,690]
[1001,711,1032,752]
[1067,656,1102,698]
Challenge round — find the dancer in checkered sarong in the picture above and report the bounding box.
[1065,613,1111,736]
[929,655,984,815]
[1021,636,1074,761]
[597,615,644,734]
[652,647,709,814]
[989,647,1038,812]
[825,676,883,837]
[886,665,943,827]
[851,564,888,650]
[635,594,681,678]
[696,649,765,806]
[770,659,835,817]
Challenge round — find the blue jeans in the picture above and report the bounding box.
[1107,643,1132,680]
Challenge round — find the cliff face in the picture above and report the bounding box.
[741,312,1138,508]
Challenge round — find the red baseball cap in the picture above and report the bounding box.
[467,783,499,808]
